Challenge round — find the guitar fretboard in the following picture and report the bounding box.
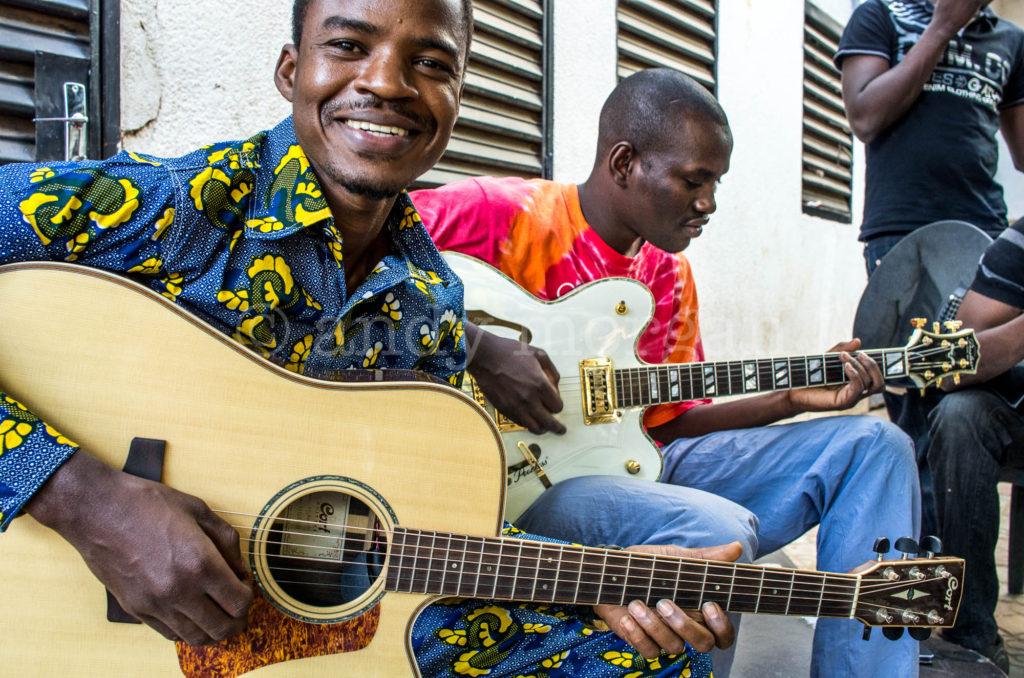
[614,349,904,408]
[384,528,856,618]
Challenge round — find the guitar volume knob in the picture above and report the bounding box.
[625,460,641,475]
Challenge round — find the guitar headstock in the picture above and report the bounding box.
[852,555,964,630]
[902,319,979,390]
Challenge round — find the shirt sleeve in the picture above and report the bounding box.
[1000,30,1024,109]
[834,0,895,69]
[0,155,176,530]
[970,218,1024,308]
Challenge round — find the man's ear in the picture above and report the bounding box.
[275,44,299,102]
[608,142,635,189]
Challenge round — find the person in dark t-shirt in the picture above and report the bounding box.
[836,0,1024,270]
[837,2,1024,669]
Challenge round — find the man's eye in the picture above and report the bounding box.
[417,58,453,74]
[328,40,362,53]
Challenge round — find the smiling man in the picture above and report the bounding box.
[0,1,737,676]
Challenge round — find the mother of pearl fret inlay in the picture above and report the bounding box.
[703,365,717,395]
[773,360,789,387]
[808,358,824,384]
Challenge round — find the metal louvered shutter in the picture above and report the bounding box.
[617,0,717,90]
[802,3,852,223]
[0,0,117,164]
[420,0,547,187]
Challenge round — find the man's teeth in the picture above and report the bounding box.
[345,120,410,137]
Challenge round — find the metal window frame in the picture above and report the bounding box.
[802,1,853,224]
[615,0,719,93]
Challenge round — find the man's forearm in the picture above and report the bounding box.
[843,28,954,143]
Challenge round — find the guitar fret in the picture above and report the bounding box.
[439,533,454,595]
[493,540,514,599]
[467,537,484,598]
[785,570,795,615]
[552,545,564,604]
[754,568,766,614]
[774,359,790,388]
[411,531,427,594]
[807,355,825,385]
[385,528,407,592]
[577,549,604,605]
[789,356,809,388]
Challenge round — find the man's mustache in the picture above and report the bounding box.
[323,96,433,133]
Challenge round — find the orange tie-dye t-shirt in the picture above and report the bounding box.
[412,176,708,427]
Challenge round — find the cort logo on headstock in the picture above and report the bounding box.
[944,575,960,612]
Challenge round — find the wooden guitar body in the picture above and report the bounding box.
[0,263,505,677]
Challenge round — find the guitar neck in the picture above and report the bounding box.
[385,528,858,618]
[615,348,901,408]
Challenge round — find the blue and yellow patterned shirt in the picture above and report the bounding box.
[0,116,465,529]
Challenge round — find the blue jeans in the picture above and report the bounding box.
[927,389,1024,651]
[519,415,920,678]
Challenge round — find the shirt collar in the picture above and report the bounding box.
[247,117,459,288]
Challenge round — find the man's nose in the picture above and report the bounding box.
[353,49,417,101]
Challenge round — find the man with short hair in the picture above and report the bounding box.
[0,2,732,676]
[413,68,921,678]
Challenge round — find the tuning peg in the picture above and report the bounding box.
[936,377,944,389]
[909,627,932,641]
[895,537,919,559]
[932,322,942,334]
[883,626,905,641]
[943,320,963,332]
[911,318,927,329]
[873,537,891,561]
[862,624,872,641]
[954,374,962,386]
[920,535,942,557]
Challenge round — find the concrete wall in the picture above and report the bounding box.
[117,0,1019,359]
[120,0,290,154]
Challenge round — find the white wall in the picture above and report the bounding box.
[120,0,291,155]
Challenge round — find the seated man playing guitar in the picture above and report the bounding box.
[928,217,1024,665]
[412,69,922,677]
[0,1,736,676]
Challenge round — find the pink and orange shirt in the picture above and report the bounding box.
[413,176,709,427]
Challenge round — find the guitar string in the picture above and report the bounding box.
[517,347,967,394]
[241,544,954,619]
[220,510,948,592]
[220,515,951,603]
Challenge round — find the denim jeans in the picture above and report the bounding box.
[927,389,1024,651]
[519,415,921,678]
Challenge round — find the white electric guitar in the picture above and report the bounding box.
[444,252,981,521]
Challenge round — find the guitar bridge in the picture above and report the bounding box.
[581,358,618,425]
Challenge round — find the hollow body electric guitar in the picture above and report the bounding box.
[0,264,964,677]
[443,252,981,521]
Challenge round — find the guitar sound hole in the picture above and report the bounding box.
[263,490,386,608]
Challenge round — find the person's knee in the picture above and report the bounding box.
[846,415,915,470]
[928,391,989,438]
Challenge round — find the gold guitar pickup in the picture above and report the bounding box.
[581,357,618,425]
